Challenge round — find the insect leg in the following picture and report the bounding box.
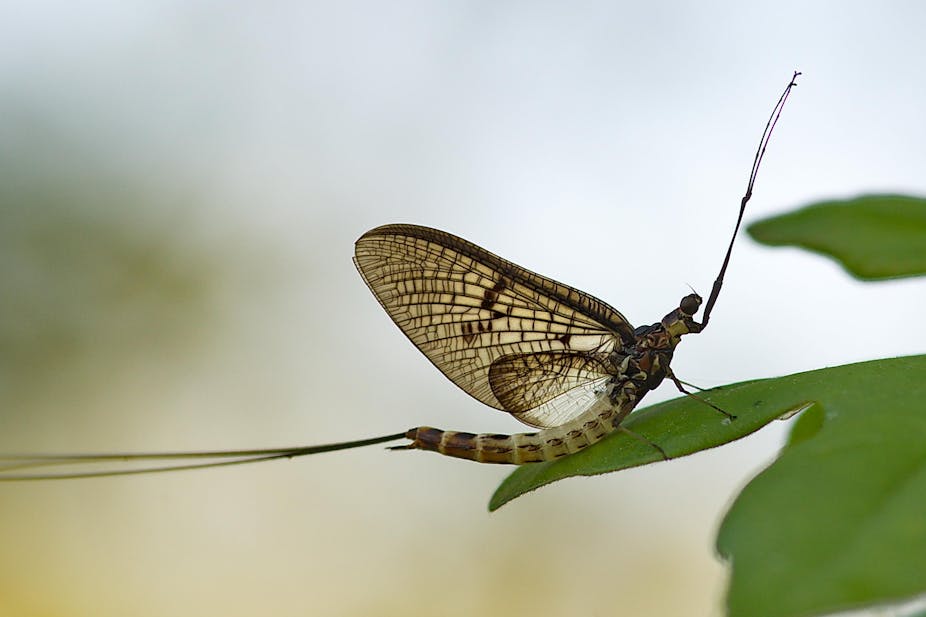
[666,368,736,420]
[617,426,670,461]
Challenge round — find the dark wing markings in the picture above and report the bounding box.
[354,224,634,426]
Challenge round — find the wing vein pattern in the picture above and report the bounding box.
[354,224,636,428]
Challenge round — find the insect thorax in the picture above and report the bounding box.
[619,304,699,395]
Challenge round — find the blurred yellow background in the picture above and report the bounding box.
[1,2,924,616]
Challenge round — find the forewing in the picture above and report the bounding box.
[354,224,634,424]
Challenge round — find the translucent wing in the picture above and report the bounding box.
[354,224,635,428]
[487,351,614,428]
[513,376,612,429]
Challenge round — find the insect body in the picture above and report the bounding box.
[354,224,705,463]
[0,72,798,480]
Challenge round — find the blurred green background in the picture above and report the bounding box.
[1,2,924,616]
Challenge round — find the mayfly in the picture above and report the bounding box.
[0,72,799,479]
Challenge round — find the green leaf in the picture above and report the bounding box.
[784,401,824,448]
[493,356,926,614]
[490,372,823,512]
[717,355,926,617]
[747,194,926,280]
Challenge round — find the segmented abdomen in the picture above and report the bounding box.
[402,382,640,464]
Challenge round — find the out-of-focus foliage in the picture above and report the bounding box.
[717,356,926,617]
[748,195,926,280]
[0,146,222,416]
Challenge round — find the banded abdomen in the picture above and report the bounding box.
[400,381,642,464]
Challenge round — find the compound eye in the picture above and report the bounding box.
[679,294,702,316]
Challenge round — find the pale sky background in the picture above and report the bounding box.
[0,2,924,617]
